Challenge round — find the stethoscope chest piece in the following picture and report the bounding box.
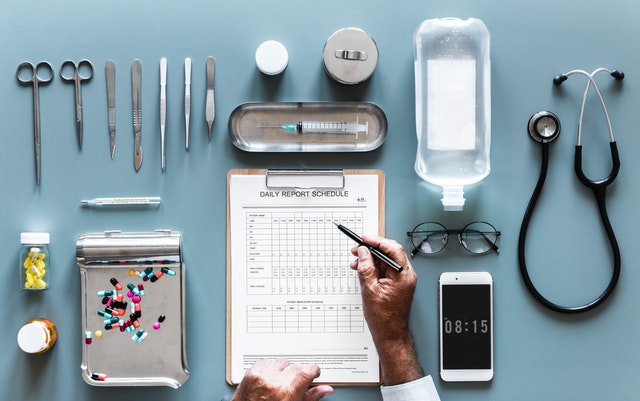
[528,111,560,144]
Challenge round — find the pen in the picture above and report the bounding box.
[334,223,403,272]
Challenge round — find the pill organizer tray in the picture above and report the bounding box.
[76,230,189,388]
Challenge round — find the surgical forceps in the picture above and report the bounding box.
[60,59,94,149]
[17,61,53,185]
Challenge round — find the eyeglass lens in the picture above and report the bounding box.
[408,221,499,255]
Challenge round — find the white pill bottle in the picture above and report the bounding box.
[414,18,491,211]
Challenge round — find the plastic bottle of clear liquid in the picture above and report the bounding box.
[414,18,491,211]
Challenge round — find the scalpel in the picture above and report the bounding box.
[206,56,215,139]
[159,57,167,171]
[184,57,191,150]
[106,60,116,159]
[131,59,143,172]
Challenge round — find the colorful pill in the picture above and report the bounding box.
[153,322,161,330]
[128,269,136,276]
[137,331,148,342]
[94,330,103,338]
[158,315,166,323]
[97,290,116,297]
[150,271,163,282]
[91,372,108,381]
[97,310,113,319]
[134,303,141,318]
[110,278,123,291]
[131,295,141,303]
[161,267,177,276]
[85,331,92,345]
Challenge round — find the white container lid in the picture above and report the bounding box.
[17,322,48,353]
[21,232,50,245]
[255,40,289,75]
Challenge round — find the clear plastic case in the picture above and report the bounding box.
[228,101,387,152]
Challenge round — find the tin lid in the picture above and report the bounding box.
[17,321,48,353]
[323,27,379,85]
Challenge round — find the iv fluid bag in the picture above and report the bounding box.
[414,18,491,211]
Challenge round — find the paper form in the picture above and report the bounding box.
[228,173,381,385]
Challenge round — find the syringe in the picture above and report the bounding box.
[260,119,368,139]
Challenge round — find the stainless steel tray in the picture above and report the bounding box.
[228,101,388,152]
[76,230,189,388]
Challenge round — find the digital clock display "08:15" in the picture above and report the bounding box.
[443,318,489,334]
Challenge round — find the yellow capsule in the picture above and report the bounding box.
[35,260,45,270]
[36,279,47,289]
[95,330,103,338]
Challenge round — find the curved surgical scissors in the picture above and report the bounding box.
[17,61,54,185]
[60,59,94,149]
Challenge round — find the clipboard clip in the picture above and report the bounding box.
[265,170,345,189]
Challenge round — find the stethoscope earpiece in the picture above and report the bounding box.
[528,111,560,144]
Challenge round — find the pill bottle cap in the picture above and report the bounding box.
[17,322,49,353]
[255,40,289,75]
[21,232,50,245]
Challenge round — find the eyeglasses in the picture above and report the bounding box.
[407,221,501,256]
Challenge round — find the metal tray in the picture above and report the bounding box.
[76,230,189,388]
[228,101,388,152]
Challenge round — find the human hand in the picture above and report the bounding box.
[231,359,334,401]
[350,234,417,342]
[350,234,424,385]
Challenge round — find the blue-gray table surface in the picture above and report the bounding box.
[1,0,639,400]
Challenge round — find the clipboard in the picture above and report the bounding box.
[226,169,384,386]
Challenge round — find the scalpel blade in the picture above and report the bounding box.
[131,59,143,172]
[106,60,116,159]
[205,56,215,140]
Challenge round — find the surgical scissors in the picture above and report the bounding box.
[17,61,54,185]
[60,59,93,149]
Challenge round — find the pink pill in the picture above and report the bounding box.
[132,295,141,303]
[153,323,161,330]
[127,291,134,298]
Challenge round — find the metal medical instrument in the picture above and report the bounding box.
[60,59,93,150]
[106,60,116,159]
[81,196,161,207]
[518,67,624,314]
[259,119,369,138]
[131,59,143,172]
[160,58,167,171]
[184,57,191,150]
[205,56,216,139]
[17,61,53,185]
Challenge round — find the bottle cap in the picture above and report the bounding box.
[17,322,49,353]
[255,40,289,75]
[442,186,465,211]
[21,232,50,245]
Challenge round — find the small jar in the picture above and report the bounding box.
[17,318,58,354]
[20,232,51,290]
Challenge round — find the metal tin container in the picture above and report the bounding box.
[323,27,379,85]
[76,230,189,388]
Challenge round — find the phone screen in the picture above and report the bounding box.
[441,283,492,370]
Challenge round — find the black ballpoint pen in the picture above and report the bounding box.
[334,223,404,272]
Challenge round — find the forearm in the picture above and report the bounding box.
[375,331,424,386]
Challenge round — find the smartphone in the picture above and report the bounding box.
[439,271,493,382]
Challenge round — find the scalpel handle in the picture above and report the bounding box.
[184,57,191,150]
[131,59,143,172]
[159,58,167,171]
[205,56,215,139]
[106,60,116,159]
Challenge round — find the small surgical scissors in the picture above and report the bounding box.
[60,59,93,149]
[17,61,54,185]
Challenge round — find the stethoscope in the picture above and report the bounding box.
[518,67,624,314]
